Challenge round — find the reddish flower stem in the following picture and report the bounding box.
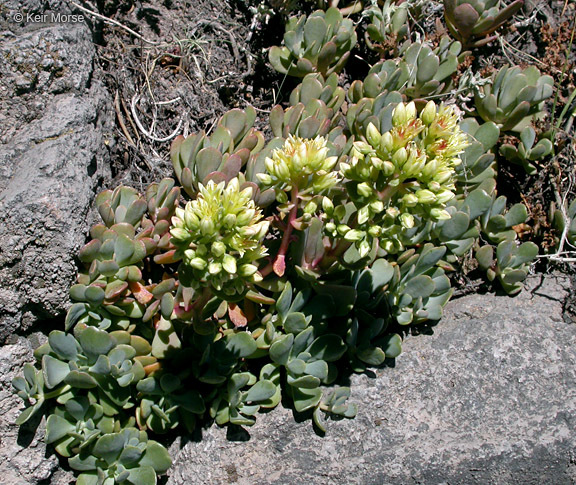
[272,186,299,277]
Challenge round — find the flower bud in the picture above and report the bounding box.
[366,123,381,147]
[175,207,185,221]
[211,241,226,258]
[380,132,394,153]
[416,189,436,204]
[353,141,374,155]
[312,173,339,193]
[405,101,417,121]
[276,159,290,181]
[370,200,384,213]
[367,157,380,171]
[208,262,222,274]
[200,218,215,236]
[304,201,318,214]
[392,147,408,168]
[430,208,451,220]
[400,213,415,229]
[392,102,406,127]
[436,190,455,204]
[421,101,436,126]
[358,206,370,224]
[358,240,371,258]
[224,213,237,228]
[382,161,395,176]
[321,156,338,172]
[322,197,334,215]
[257,173,273,185]
[239,264,258,277]
[222,254,237,274]
[190,258,207,270]
[237,208,256,226]
[170,228,190,242]
[402,193,419,207]
[357,182,373,198]
[344,229,364,242]
[325,222,337,233]
[434,170,453,184]
[368,225,382,237]
[339,162,351,176]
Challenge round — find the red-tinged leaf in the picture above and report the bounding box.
[129,282,154,305]
[143,300,161,322]
[158,233,172,249]
[137,225,154,238]
[140,237,157,254]
[154,207,168,222]
[228,303,248,328]
[105,281,129,300]
[181,287,195,309]
[273,255,286,277]
[245,290,275,305]
[173,306,193,320]
[243,300,256,323]
[153,220,170,237]
[78,240,101,263]
[154,250,180,265]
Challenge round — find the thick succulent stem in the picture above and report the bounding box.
[191,287,213,322]
[273,187,300,277]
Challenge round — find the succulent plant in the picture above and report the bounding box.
[170,106,275,207]
[397,36,466,99]
[170,178,269,296]
[69,427,171,485]
[479,179,529,243]
[474,65,554,132]
[444,0,524,48]
[289,73,346,114]
[269,100,344,142]
[136,373,205,433]
[476,239,538,294]
[348,61,405,104]
[210,372,277,426]
[455,118,500,190]
[35,327,148,408]
[267,282,351,415]
[347,258,403,370]
[499,126,553,174]
[364,0,410,51]
[269,8,357,77]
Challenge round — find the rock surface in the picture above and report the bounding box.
[0,1,113,341]
[165,275,576,485]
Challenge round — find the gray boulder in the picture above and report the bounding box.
[0,2,112,341]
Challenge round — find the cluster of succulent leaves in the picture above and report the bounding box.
[14,1,556,483]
